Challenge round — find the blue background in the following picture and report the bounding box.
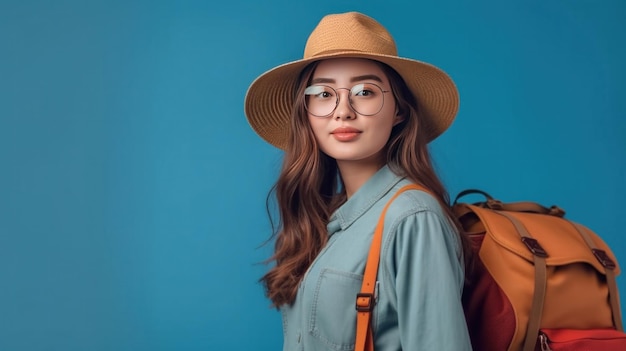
[1,0,624,350]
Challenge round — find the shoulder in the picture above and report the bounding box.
[379,180,460,252]
[383,180,447,221]
[379,182,464,276]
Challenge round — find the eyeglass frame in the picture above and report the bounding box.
[303,83,391,118]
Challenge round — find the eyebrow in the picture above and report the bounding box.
[310,74,384,85]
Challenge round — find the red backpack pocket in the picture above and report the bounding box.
[537,328,626,351]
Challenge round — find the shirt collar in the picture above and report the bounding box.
[327,165,404,236]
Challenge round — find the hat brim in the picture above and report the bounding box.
[244,51,459,150]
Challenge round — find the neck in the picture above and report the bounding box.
[337,158,386,198]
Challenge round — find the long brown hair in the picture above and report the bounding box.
[260,60,470,307]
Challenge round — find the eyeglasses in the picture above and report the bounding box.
[304,83,390,117]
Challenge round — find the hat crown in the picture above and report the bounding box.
[304,12,398,59]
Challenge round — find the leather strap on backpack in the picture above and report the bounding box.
[570,222,623,332]
[495,211,549,351]
[355,184,426,351]
[454,189,566,217]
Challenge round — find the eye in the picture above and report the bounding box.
[351,83,377,97]
[305,85,335,99]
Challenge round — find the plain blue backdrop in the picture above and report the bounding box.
[1,1,624,350]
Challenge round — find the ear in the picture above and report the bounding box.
[393,109,406,126]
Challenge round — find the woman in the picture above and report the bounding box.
[244,12,472,350]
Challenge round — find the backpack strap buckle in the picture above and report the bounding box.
[356,293,375,312]
[592,249,616,269]
[521,237,548,258]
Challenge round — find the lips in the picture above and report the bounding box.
[332,127,361,134]
[331,127,362,141]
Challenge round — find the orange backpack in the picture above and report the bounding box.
[453,189,625,351]
[354,187,626,351]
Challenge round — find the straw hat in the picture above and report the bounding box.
[244,11,459,150]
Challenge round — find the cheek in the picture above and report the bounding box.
[307,117,325,141]
[370,116,398,146]
[374,113,398,134]
[374,124,394,145]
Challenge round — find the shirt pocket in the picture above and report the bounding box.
[310,268,363,350]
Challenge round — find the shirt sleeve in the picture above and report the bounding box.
[382,208,473,350]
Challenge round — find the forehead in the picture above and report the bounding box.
[312,58,388,83]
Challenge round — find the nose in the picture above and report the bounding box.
[333,88,355,120]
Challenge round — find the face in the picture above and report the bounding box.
[306,58,402,167]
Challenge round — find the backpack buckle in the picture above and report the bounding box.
[592,249,616,269]
[356,293,375,312]
[521,237,548,258]
[485,199,504,210]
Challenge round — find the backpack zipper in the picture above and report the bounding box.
[539,332,552,351]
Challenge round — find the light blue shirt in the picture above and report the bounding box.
[280,165,472,350]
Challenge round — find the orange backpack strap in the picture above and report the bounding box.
[570,222,623,331]
[354,184,427,351]
[495,211,549,351]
